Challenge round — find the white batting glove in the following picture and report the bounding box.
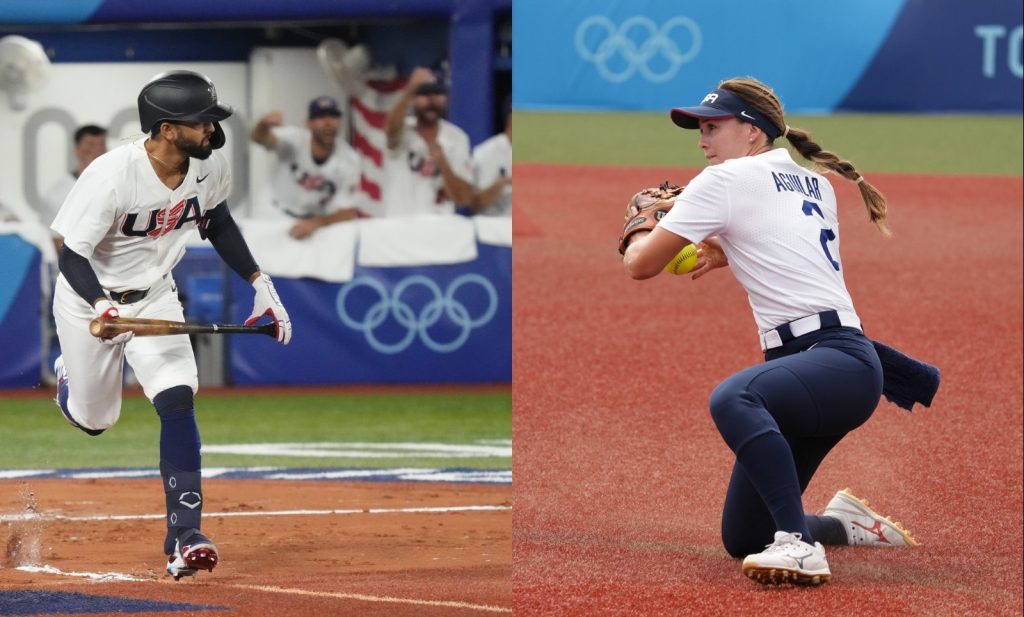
[246,273,292,345]
[93,299,134,345]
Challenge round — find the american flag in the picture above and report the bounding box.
[348,72,406,218]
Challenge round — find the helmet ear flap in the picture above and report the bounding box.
[209,122,226,149]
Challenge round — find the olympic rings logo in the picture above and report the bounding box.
[336,274,499,354]
[574,15,702,83]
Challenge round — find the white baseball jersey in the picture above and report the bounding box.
[267,126,362,218]
[381,116,472,217]
[52,138,231,292]
[40,172,77,229]
[658,148,858,332]
[472,132,512,217]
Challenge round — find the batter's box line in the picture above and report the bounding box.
[0,504,511,523]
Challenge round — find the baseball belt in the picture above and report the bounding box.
[759,310,862,352]
[109,288,149,304]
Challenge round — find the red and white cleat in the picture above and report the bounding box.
[822,488,918,547]
[166,533,219,580]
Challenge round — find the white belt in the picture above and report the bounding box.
[759,310,861,352]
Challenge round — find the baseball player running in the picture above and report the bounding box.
[51,70,292,580]
[621,77,923,585]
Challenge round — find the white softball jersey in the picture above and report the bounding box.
[471,132,512,217]
[658,148,859,333]
[381,116,472,217]
[267,126,362,218]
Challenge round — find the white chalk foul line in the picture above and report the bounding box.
[16,564,143,582]
[0,504,511,523]
[229,584,511,614]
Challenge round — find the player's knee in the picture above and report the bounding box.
[721,528,757,559]
[153,385,195,417]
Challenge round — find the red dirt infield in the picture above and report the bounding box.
[1,478,511,615]
[512,163,1023,615]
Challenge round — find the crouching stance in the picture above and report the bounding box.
[51,70,292,579]
[621,77,933,585]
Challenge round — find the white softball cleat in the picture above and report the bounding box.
[822,488,918,547]
[742,531,831,586]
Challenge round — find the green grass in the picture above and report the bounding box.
[0,391,511,469]
[515,111,1024,176]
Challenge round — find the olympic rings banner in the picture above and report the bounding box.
[227,244,511,385]
[514,0,1022,113]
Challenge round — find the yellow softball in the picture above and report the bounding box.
[665,243,699,275]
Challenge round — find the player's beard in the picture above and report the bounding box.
[414,104,444,126]
[312,128,336,150]
[173,132,213,160]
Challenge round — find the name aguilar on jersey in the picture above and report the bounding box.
[121,197,202,237]
[772,171,822,201]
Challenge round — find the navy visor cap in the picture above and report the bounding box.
[670,89,781,140]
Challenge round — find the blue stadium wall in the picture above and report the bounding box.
[514,0,1022,113]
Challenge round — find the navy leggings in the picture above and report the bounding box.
[709,327,883,557]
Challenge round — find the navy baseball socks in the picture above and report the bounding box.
[155,386,219,580]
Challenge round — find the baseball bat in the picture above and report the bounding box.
[89,317,276,339]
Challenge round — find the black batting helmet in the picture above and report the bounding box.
[137,70,232,149]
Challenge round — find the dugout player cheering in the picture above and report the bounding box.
[250,96,363,238]
[50,70,292,580]
[621,77,932,585]
[382,67,473,216]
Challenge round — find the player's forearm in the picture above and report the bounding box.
[322,208,357,225]
[434,156,473,204]
[58,245,107,306]
[442,173,474,205]
[203,203,260,282]
[385,92,413,150]
[471,178,508,213]
[249,120,276,149]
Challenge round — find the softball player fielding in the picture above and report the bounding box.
[622,77,920,585]
[51,70,292,580]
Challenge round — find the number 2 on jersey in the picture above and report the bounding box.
[801,199,840,271]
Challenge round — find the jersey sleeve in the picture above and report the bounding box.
[326,147,363,212]
[658,166,731,245]
[50,166,121,259]
[270,126,301,160]
[446,129,473,184]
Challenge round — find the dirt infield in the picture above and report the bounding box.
[513,163,1023,615]
[1,478,511,615]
